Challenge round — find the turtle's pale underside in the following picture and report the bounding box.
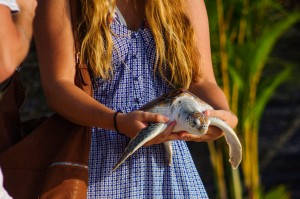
[112,89,242,171]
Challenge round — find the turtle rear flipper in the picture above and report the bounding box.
[210,117,242,169]
[112,122,168,172]
[163,141,173,166]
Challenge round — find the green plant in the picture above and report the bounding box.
[260,185,290,199]
[204,0,300,198]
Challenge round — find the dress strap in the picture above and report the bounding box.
[114,6,127,26]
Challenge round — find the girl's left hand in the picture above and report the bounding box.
[178,109,238,142]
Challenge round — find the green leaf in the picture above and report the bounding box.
[261,185,290,199]
[228,66,244,90]
[249,12,300,76]
[251,66,291,121]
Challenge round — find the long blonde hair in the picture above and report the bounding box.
[77,0,200,89]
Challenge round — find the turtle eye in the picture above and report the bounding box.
[193,120,199,127]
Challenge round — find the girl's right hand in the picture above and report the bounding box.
[116,111,182,146]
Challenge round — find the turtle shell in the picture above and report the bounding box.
[139,88,214,113]
[139,88,188,111]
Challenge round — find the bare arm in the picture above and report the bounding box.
[184,0,228,110]
[34,0,118,129]
[183,0,238,141]
[0,0,36,82]
[33,0,176,143]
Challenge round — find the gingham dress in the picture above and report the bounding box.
[87,11,209,199]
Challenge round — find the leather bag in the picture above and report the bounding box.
[0,0,92,198]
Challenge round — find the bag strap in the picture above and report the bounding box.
[69,0,93,97]
[69,0,80,49]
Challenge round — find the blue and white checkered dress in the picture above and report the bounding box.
[87,12,209,199]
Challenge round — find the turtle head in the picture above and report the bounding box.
[185,112,210,135]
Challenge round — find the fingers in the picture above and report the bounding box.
[119,111,170,139]
[178,128,223,142]
[140,111,169,123]
[160,121,176,138]
[205,110,238,128]
[144,122,179,146]
[178,109,236,143]
[133,109,237,145]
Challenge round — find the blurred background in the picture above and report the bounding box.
[18,0,299,198]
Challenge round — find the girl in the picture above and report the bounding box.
[34,0,238,198]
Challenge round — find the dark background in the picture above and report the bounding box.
[189,22,300,198]
[19,22,299,199]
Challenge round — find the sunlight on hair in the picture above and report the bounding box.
[78,0,201,89]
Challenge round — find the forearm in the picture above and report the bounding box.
[33,0,117,130]
[189,80,230,111]
[44,79,116,130]
[185,0,230,112]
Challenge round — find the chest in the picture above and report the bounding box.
[115,0,147,31]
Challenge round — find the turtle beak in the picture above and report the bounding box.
[199,116,209,127]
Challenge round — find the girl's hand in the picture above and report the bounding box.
[116,111,182,146]
[179,110,238,142]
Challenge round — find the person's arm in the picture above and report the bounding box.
[34,0,179,144]
[34,0,117,129]
[0,0,37,82]
[183,0,238,142]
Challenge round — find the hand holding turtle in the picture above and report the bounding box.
[116,111,182,145]
[179,109,238,142]
[112,89,242,171]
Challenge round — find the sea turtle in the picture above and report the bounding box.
[112,89,242,171]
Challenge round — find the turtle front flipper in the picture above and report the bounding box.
[210,117,242,169]
[112,122,168,172]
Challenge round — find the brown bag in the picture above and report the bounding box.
[0,72,25,153]
[0,0,92,198]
